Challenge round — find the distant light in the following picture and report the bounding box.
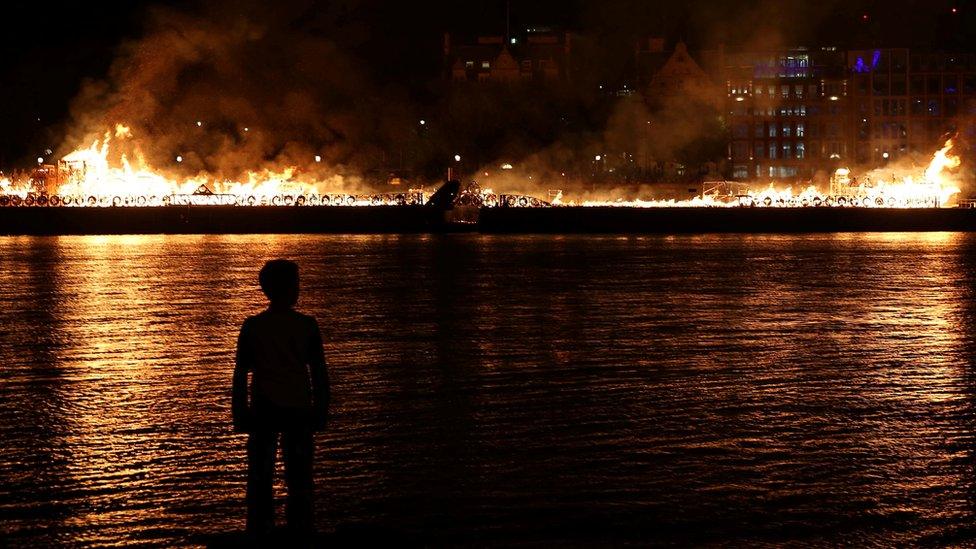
[830,153,841,159]
[501,163,513,170]
[882,152,889,159]
[244,127,249,132]
[862,13,869,21]
[419,119,426,125]
[952,7,958,13]
[735,96,745,102]
[44,148,52,155]
[483,171,489,176]
[36,157,43,164]
[196,121,202,127]
[510,37,517,45]
[561,172,566,176]
[176,155,183,163]
[314,155,322,163]
[595,155,602,161]
[454,154,461,162]
[599,85,604,90]
[829,95,839,101]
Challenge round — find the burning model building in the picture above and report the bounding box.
[0,123,965,212]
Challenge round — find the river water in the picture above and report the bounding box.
[2,233,976,546]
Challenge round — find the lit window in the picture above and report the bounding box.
[797,123,805,137]
[482,61,490,69]
[783,124,792,137]
[782,143,792,159]
[769,144,777,159]
[796,143,805,159]
[769,125,777,137]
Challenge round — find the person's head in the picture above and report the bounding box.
[259,259,299,308]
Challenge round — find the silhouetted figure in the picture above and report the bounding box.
[233,259,330,538]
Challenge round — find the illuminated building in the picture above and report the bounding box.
[705,47,850,182]
[848,48,976,164]
[704,46,976,183]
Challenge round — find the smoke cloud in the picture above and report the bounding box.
[53,0,971,200]
[63,1,418,190]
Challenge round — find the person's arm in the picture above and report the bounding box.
[309,318,330,430]
[232,319,253,433]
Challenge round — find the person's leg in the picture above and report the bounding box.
[246,430,278,535]
[282,428,314,535]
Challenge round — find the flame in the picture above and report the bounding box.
[924,139,961,184]
[0,126,964,209]
[49,127,324,205]
[569,138,962,208]
[0,176,31,198]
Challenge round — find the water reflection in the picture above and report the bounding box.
[1,233,976,544]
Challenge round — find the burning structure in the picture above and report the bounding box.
[0,122,963,213]
[0,129,971,236]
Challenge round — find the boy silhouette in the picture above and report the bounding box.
[232,259,329,537]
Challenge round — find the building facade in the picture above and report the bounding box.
[643,41,713,100]
[444,28,573,84]
[701,46,976,182]
[704,47,850,182]
[848,48,976,164]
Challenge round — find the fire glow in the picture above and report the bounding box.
[562,139,962,209]
[0,125,423,207]
[0,125,965,209]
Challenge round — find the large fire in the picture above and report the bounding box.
[0,124,422,207]
[0,125,965,209]
[560,139,963,209]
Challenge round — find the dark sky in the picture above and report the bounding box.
[0,0,971,166]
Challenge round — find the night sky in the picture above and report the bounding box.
[0,0,972,167]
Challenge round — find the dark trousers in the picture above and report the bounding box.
[246,428,314,534]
